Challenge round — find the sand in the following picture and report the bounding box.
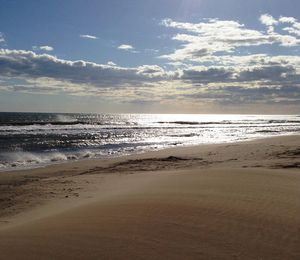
[0,135,299,259]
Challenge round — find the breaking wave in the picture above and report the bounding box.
[0,112,299,171]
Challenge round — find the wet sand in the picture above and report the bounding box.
[0,135,299,259]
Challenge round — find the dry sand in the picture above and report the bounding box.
[0,135,299,259]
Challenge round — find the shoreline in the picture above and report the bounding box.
[1,132,299,174]
[0,134,299,259]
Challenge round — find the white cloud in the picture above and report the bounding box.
[33,45,54,52]
[279,16,297,24]
[137,65,166,78]
[278,16,300,37]
[79,34,98,39]
[118,44,134,50]
[160,16,300,62]
[283,27,300,37]
[260,14,278,26]
[259,14,278,33]
[40,45,54,51]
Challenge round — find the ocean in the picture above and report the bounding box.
[0,112,299,171]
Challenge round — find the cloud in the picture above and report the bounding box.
[0,48,299,108]
[260,14,278,33]
[279,16,300,37]
[0,49,166,89]
[279,16,297,24]
[260,14,278,26]
[157,14,300,110]
[40,46,54,51]
[181,67,234,83]
[238,65,295,82]
[160,16,300,62]
[198,86,299,107]
[213,86,300,105]
[79,34,98,39]
[1,14,300,112]
[180,60,299,85]
[33,45,54,52]
[137,65,166,78]
[118,44,134,50]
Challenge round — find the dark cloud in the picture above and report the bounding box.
[183,48,211,59]
[179,64,299,85]
[181,67,233,83]
[221,86,300,105]
[183,85,300,105]
[238,65,295,81]
[0,49,165,87]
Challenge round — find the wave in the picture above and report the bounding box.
[158,121,234,125]
[167,133,199,137]
[1,113,300,171]
[0,140,173,171]
[0,121,87,126]
[0,121,139,127]
[0,150,103,170]
[2,119,300,127]
[255,130,280,133]
[157,120,300,125]
[267,120,300,124]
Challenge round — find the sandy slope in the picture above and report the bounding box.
[0,136,299,259]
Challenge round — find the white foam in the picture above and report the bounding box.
[0,149,110,171]
[55,114,77,123]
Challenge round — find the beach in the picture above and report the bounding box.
[0,135,299,259]
[1,0,300,258]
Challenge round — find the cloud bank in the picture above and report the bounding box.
[0,14,300,112]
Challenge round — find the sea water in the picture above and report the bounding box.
[0,112,299,171]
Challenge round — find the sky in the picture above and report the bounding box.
[0,0,300,114]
